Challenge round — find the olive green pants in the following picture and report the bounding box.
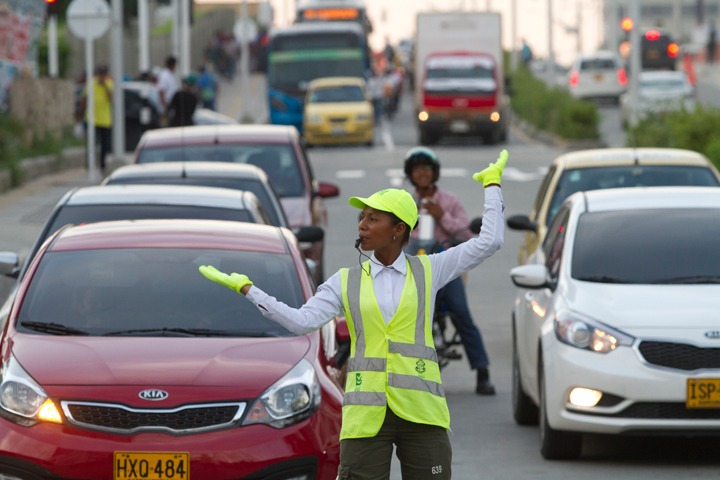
[337,408,452,480]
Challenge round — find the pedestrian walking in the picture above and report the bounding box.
[157,55,178,124]
[198,150,508,479]
[167,75,198,127]
[708,23,717,64]
[197,65,219,111]
[77,65,113,172]
[403,146,496,395]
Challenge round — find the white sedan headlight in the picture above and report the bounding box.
[554,310,634,353]
[242,359,321,428]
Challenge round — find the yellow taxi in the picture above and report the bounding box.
[507,148,720,264]
[303,77,374,147]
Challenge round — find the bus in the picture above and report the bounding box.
[295,0,373,37]
[266,22,368,131]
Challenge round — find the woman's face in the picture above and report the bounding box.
[410,163,435,189]
[357,207,400,250]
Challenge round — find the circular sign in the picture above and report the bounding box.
[67,0,111,40]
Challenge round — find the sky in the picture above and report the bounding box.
[266,0,606,66]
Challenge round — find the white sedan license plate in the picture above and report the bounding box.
[114,452,189,480]
[687,378,720,408]
[449,120,469,133]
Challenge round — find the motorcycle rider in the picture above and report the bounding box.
[403,146,496,395]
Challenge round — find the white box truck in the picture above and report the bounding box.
[414,11,509,145]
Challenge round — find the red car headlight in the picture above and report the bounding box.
[242,359,321,428]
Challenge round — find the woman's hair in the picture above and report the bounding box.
[389,213,412,245]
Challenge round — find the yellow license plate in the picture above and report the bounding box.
[114,452,189,480]
[687,378,720,408]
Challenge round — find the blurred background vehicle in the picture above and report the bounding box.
[509,187,720,460]
[0,219,347,479]
[132,124,340,284]
[568,50,627,103]
[506,148,720,264]
[620,70,695,128]
[641,29,680,71]
[103,162,325,272]
[414,11,509,145]
[303,76,374,147]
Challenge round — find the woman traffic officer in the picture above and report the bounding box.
[198,149,508,480]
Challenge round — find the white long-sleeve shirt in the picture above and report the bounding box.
[247,187,504,335]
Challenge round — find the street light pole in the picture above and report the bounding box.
[138,0,150,73]
[547,0,555,87]
[629,0,641,127]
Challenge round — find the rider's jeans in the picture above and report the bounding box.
[436,276,490,369]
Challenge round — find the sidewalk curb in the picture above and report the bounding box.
[511,116,606,150]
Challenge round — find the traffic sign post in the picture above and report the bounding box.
[66,0,111,181]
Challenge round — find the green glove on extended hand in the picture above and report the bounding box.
[472,149,509,187]
[199,265,253,294]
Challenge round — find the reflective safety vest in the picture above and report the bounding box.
[339,255,450,440]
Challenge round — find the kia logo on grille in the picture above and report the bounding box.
[139,389,169,401]
[704,331,720,339]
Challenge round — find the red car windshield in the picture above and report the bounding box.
[16,248,303,337]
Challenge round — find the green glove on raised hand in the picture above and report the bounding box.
[199,265,253,294]
[472,149,509,187]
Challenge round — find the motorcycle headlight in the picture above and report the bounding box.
[0,355,62,425]
[242,359,321,428]
[554,310,634,353]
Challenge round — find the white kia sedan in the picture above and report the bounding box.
[509,187,720,460]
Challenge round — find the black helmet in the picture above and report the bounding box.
[403,146,440,183]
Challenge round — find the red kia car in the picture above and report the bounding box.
[0,219,347,480]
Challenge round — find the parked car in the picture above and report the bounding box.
[132,124,340,283]
[303,77,374,147]
[619,70,695,128]
[506,148,720,264]
[102,162,323,246]
[567,50,627,103]
[0,219,347,478]
[509,187,720,459]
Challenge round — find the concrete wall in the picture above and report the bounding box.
[9,77,76,146]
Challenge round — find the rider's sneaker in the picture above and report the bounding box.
[476,367,496,396]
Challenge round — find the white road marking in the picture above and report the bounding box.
[336,170,366,179]
[381,122,395,152]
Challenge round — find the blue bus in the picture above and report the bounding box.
[266,22,368,131]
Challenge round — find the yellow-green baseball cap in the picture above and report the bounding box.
[348,188,418,231]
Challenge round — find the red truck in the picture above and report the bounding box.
[414,12,509,145]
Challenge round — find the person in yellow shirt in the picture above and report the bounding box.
[78,65,113,172]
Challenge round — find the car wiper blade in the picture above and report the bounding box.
[20,321,89,336]
[103,328,235,337]
[575,275,630,284]
[651,275,720,284]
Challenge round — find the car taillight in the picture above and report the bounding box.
[569,71,579,87]
[645,30,661,41]
[668,42,679,58]
[616,68,628,86]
